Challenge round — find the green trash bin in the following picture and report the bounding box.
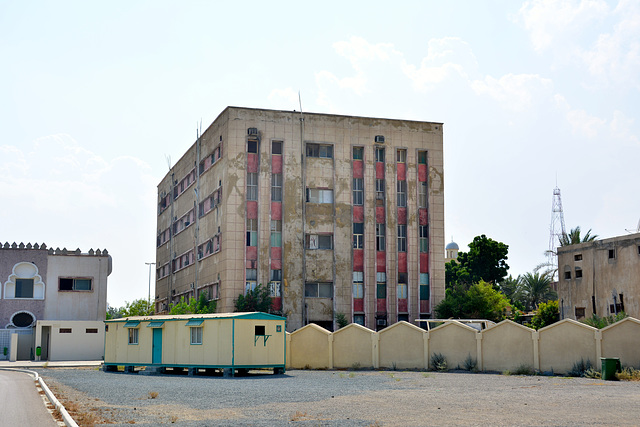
[601,357,621,380]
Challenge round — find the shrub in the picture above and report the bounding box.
[617,367,640,381]
[582,312,628,329]
[529,300,559,330]
[335,312,348,329]
[430,353,447,371]
[463,354,477,371]
[513,364,534,375]
[568,358,593,377]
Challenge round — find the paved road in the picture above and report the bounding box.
[0,370,58,426]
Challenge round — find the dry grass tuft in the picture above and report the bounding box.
[290,411,308,421]
[148,391,159,399]
[617,367,640,381]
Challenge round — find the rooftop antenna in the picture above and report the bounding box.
[548,183,567,280]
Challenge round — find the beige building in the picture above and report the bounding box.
[557,232,640,320]
[155,107,445,331]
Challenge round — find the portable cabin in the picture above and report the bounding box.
[103,312,286,375]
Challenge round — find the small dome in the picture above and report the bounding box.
[446,241,459,250]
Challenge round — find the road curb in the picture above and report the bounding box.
[0,368,79,427]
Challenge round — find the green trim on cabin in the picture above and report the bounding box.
[124,321,140,328]
[185,319,204,326]
[105,312,286,324]
[147,321,165,328]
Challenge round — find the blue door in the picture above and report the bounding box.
[152,328,162,364]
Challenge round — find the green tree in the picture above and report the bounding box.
[106,304,124,320]
[529,300,559,330]
[121,298,154,317]
[520,271,557,311]
[435,280,511,323]
[446,235,509,289]
[559,226,598,246]
[234,284,273,313]
[169,292,217,315]
[499,275,525,308]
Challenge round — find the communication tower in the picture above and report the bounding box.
[548,186,567,276]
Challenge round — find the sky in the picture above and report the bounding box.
[1,0,639,308]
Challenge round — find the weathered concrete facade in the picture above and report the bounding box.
[155,107,445,331]
[557,232,640,320]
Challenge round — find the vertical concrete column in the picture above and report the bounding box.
[476,333,483,371]
[595,330,602,360]
[285,333,291,369]
[532,331,540,372]
[372,333,380,369]
[34,324,42,362]
[328,334,334,369]
[423,332,430,370]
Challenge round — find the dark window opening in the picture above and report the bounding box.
[564,271,571,280]
[86,328,98,334]
[398,314,409,322]
[353,146,364,160]
[59,328,72,334]
[247,140,258,153]
[609,249,616,259]
[418,151,427,164]
[255,325,265,335]
[272,141,282,155]
[12,312,34,327]
[15,278,34,298]
[574,254,582,261]
[575,269,583,278]
[574,307,585,319]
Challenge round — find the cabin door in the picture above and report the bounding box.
[152,328,162,364]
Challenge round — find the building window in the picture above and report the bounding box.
[419,225,429,253]
[397,283,408,299]
[305,282,333,298]
[246,219,257,247]
[574,254,582,261]
[376,179,385,201]
[306,143,333,158]
[86,328,98,334]
[396,149,406,163]
[157,227,171,247]
[575,307,586,319]
[575,268,583,278]
[247,140,258,153]
[376,224,385,251]
[270,270,282,297]
[272,140,282,155]
[418,181,427,208]
[397,225,407,252]
[377,272,387,298]
[246,268,257,294]
[173,209,195,235]
[353,314,365,326]
[59,328,72,334]
[398,314,409,322]
[190,327,203,345]
[247,173,258,201]
[15,279,34,298]
[128,328,139,345]
[353,178,364,205]
[397,180,407,207]
[353,223,364,249]
[271,173,282,202]
[157,263,170,279]
[270,220,282,247]
[172,250,194,272]
[353,272,364,298]
[353,146,364,160]
[59,278,92,291]
[306,234,333,250]
[609,249,616,259]
[564,271,571,280]
[199,187,223,218]
[375,147,385,162]
[306,188,333,203]
[173,169,196,200]
[418,151,427,164]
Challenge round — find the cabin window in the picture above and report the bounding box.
[255,325,265,336]
[190,327,203,345]
[128,328,138,345]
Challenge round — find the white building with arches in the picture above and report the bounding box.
[0,242,111,361]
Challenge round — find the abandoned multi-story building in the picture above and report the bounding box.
[557,232,640,321]
[155,106,445,331]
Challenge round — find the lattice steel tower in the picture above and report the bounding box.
[548,186,567,276]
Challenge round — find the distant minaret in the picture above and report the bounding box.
[445,237,459,263]
[548,186,567,278]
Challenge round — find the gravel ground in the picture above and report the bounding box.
[36,367,640,426]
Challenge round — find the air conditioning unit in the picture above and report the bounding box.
[247,127,258,135]
[377,319,387,326]
[190,283,195,289]
[374,135,385,143]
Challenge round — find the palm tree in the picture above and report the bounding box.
[520,271,557,311]
[559,226,598,246]
[499,275,524,304]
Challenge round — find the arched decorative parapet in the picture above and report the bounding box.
[289,323,331,369]
[379,321,426,369]
[332,323,376,369]
[601,317,640,368]
[538,319,597,374]
[481,320,535,372]
[4,262,45,300]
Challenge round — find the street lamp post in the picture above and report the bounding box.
[145,262,156,312]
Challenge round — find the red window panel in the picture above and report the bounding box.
[353,206,364,223]
[353,160,364,179]
[398,252,407,273]
[419,208,428,225]
[271,202,282,220]
[247,153,259,173]
[420,253,429,273]
[396,163,406,181]
[418,164,428,182]
[271,247,282,263]
[397,207,407,225]
[377,299,387,312]
[246,201,258,219]
[398,299,408,313]
[376,252,386,271]
[271,155,283,174]
[354,299,364,312]
[246,246,258,261]
[353,249,364,271]
[376,162,385,179]
[376,206,385,223]
[420,300,429,313]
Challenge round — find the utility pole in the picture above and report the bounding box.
[145,262,155,312]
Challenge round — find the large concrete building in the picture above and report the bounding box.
[155,107,445,331]
[557,232,640,320]
[0,242,111,360]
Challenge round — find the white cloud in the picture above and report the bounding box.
[554,94,607,138]
[610,109,639,145]
[471,73,554,112]
[267,87,300,110]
